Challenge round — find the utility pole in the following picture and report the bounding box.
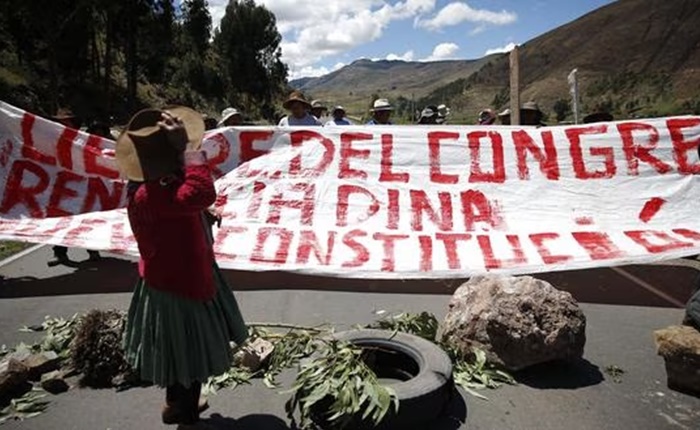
[568,68,580,124]
[509,46,520,126]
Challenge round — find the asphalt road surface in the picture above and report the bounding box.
[1,246,699,430]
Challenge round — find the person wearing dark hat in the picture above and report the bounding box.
[278,91,321,126]
[326,106,353,126]
[367,98,394,125]
[116,106,248,426]
[47,109,104,266]
[417,106,438,125]
[310,100,328,122]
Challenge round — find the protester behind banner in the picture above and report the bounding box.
[278,91,321,126]
[367,99,394,125]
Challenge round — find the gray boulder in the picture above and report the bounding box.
[440,275,586,371]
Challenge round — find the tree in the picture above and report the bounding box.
[214,0,287,112]
[183,0,212,57]
[552,98,571,122]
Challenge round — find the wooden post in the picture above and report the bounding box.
[509,46,520,126]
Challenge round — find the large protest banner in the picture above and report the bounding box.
[1,101,700,278]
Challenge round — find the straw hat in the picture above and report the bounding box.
[371,99,394,112]
[311,100,327,110]
[218,107,242,126]
[332,105,346,115]
[283,91,311,109]
[116,106,204,181]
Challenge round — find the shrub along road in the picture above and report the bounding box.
[0,246,699,429]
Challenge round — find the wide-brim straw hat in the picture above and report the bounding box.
[521,101,542,112]
[116,106,204,181]
[283,91,311,110]
[371,99,394,112]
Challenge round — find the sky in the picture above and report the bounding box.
[207,0,615,80]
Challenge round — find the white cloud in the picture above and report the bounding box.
[484,42,517,56]
[417,2,516,32]
[386,50,415,61]
[423,43,460,61]
[208,0,438,77]
[289,61,345,81]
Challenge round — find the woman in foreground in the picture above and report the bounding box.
[115,107,248,426]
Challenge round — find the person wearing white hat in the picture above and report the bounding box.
[218,108,242,127]
[311,100,329,122]
[367,98,394,125]
[325,106,353,126]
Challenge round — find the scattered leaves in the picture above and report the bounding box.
[449,348,516,400]
[0,388,50,424]
[604,365,625,383]
[367,312,439,342]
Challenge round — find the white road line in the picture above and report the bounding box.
[0,244,46,269]
[610,266,686,308]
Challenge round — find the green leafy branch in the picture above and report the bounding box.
[284,338,398,430]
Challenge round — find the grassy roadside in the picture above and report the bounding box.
[0,241,32,260]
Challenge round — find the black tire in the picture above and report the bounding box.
[317,329,454,429]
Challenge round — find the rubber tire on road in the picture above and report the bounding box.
[319,329,454,429]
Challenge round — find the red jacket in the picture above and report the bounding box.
[127,151,217,301]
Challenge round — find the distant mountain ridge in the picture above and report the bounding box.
[290,0,700,122]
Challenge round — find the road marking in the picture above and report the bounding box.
[611,266,686,308]
[0,244,45,269]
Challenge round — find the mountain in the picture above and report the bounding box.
[291,0,700,123]
[290,57,494,118]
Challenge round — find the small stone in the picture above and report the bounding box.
[654,325,700,396]
[21,351,62,380]
[234,338,274,372]
[440,275,587,371]
[40,370,69,394]
[0,359,30,403]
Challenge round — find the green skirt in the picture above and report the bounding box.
[123,264,248,388]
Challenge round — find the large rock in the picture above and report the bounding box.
[0,359,30,404]
[21,351,61,381]
[654,325,700,396]
[440,275,586,371]
[40,370,69,394]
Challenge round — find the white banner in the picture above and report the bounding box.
[1,101,700,278]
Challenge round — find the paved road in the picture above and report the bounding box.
[1,246,699,430]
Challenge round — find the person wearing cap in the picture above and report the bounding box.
[310,100,328,122]
[218,107,243,127]
[47,109,102,266]
[478,109,497,125]
[367,98,394,125]
[278,91,321,126]
[116,107,248,426]
[417,106,438,125]
[325,106,353,126]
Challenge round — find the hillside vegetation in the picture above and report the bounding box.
[295,0,700,123]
